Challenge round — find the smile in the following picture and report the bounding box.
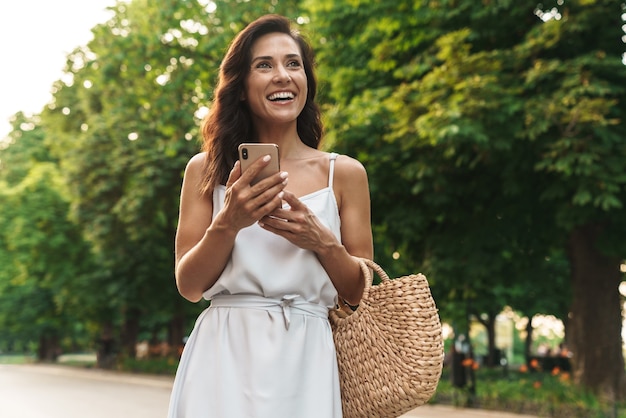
[267,91,295,101]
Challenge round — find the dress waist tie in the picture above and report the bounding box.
[210,294,329,330]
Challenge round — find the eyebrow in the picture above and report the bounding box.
[251,53,302,63]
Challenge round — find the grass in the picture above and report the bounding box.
[116,355,179,375]
[0,354,35,364]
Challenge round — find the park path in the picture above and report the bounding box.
[0,363,538,418]
[0,364,171,418]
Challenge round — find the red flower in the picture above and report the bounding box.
[462,358,474,367]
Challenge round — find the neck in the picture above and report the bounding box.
[254,123,307,159]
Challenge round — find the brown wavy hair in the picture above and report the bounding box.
[199,14,322,194]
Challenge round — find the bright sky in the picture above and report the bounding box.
[0,0,117,141]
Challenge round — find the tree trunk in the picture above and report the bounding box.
[96,321,116,369]
[37,334,59,362]
[477,312,498,367]
[120,308,140,359]
[168,313,185,356]
[524,314,534,364]
[567,224,626,401]
[486,315,497,367]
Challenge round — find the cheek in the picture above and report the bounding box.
[301,85,309,104]
[298,77,309,99]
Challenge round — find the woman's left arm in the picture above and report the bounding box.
[318,155,373,304]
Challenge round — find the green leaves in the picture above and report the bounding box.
[307,0,626,394]
[0,136,94,354]
[307,0,626,327]
[1,1,624,387]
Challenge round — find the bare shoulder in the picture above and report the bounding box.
[332,154,369,209]
[181,152,207,187]
[186,152,206,172]
[333,154,368,183]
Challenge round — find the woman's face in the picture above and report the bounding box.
[244,32,308,127]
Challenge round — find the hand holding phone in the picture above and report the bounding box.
[238,143,280,185]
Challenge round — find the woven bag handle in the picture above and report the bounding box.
[356,258,391,301]
[336,258,392,313]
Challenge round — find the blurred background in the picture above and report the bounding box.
[1,0,625,416]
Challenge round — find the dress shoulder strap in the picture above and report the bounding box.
[328,153,339,188]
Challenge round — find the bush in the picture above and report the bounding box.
[116,356,179,375]
[431,367,625,417]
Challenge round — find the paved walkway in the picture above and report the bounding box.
[402,404,539,418]
[3,363,540,418]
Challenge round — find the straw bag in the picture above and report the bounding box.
[329,258,444,418]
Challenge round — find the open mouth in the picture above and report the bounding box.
[267,91,295,102]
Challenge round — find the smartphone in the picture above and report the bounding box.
[238,143,280,185]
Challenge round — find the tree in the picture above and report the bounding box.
[516,1,626,400]
[0,117,94,360]
[41,0,215,360]
[305,0,625,398]
[305,0,568,361]
[39,0,306,360]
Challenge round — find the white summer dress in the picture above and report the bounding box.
[167,153,343,418]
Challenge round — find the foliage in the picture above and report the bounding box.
[0,355,36,365]
[434,368,626,417]
[303,0,570,330]
[117,355,179,375]
[0,114,96,359]
[0,0,624,402]
[2,0,308,359]
[304,0,626,397]
[37,0,307,356]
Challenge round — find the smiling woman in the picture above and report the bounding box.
[0,0,115,140]
[167,14,373,418]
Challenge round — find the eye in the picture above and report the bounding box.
[287,59,302,68]
[255,61,272,69]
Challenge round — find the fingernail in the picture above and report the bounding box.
[278,191,284,199]
[280,171,288,179]
[263,155,271,162]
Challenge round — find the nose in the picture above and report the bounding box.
[274,65,291,83]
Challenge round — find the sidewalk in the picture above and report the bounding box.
[17,363,540,418]
[401,404,539,418]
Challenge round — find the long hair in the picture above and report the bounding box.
[199,14,322,194]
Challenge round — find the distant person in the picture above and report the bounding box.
[167,14,373,418]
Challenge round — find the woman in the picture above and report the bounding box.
[168,14,373,418]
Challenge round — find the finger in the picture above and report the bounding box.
[261,207,293,227]
[226,160,241,188]
[240,154,272,185]
[280,190,305,210]
[259,214,291,233]
[267,207,289,220]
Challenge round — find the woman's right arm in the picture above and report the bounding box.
[174,153,287,302]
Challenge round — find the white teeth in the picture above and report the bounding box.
[268,91,294,101]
